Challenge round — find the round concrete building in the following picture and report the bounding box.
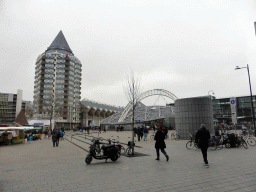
[175,97,214,139]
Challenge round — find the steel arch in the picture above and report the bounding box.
[118,89,178,122]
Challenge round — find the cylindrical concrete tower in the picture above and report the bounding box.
[175,97,214,139]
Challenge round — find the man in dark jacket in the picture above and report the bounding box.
[137,127,141,141]
[154,128,169,161]
[56,130,61,146]
[195,124,211,167]
[52,131,58,147]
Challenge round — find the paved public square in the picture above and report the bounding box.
[1,130,256,192]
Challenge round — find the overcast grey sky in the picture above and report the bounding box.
[1,0,256,107]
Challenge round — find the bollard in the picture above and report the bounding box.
[71,135,72,141]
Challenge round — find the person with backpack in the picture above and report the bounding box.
[195,124,211,168]
[154,127,169,161]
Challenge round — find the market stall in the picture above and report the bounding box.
[0,127,30,145]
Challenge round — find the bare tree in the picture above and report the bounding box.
[42,102,63,130]
[124,69,141,154]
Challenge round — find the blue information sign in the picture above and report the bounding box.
[135,120,140,123]
[231,100,235,105]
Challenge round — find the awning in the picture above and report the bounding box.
[0,127,31,131]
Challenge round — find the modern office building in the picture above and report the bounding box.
[33,31,82,128]
[0,90,27,125]
[212,95,256,125]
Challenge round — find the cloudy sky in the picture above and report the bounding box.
[1,0,256,107]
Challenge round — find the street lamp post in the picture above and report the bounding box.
[235,64,256,136]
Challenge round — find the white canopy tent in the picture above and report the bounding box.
[0,127,31,131]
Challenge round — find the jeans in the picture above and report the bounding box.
[144,133,148,140]
[201,146,208,164]
[156,148,167,157]
[53,141,58,147]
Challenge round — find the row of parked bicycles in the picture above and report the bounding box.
[186,131,256,150]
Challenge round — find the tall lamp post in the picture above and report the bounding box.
[235,64,256,136]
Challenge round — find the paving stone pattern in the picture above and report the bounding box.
[0,130,256,192]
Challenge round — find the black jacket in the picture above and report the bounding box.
[154,130,166,149]
[195,127,210,148]
[52,132,57,142]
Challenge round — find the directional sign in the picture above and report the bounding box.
[135,120,140,123]
[231,100,235,105]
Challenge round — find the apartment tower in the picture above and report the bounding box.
[33,31,82,128]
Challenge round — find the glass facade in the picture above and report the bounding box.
[212,95,256,124]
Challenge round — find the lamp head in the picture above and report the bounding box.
[235,66,241,70]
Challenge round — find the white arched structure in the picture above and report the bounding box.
[118,89,178,122]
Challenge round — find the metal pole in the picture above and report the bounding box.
[246,64,256,136]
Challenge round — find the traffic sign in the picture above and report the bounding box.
[231,100,235,105]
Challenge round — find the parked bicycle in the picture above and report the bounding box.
[222,133,248,149]
[171,132,180,141]
[242,133,256,146]
[125,141,135,157]
[186,133,199,149]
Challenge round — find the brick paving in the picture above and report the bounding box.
[1,130,256,192]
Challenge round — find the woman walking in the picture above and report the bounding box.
[154,127,169,161]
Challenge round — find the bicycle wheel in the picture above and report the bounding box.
[209,140,217,151]
[126,147,133,157]
[175,134,180,141]
[171,134,175,140]
[186,141,194,149]
[150,135,154,140]
[247,138,256,146]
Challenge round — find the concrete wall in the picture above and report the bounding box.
[175,97,214,140]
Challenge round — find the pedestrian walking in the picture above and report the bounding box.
[140,126,144,140]
[195,124,211,168]
[133,127,137,137]
[56,130,61,146]
[99,126,101,133]
[137,127,141,141]
[60,130,64,141]
[52,131,58,147]
[154,127,169,161]
[48,129,51,140]
[143,126,149,141]
[103,127,106,133]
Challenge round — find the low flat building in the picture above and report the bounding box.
[80,98,124,127]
